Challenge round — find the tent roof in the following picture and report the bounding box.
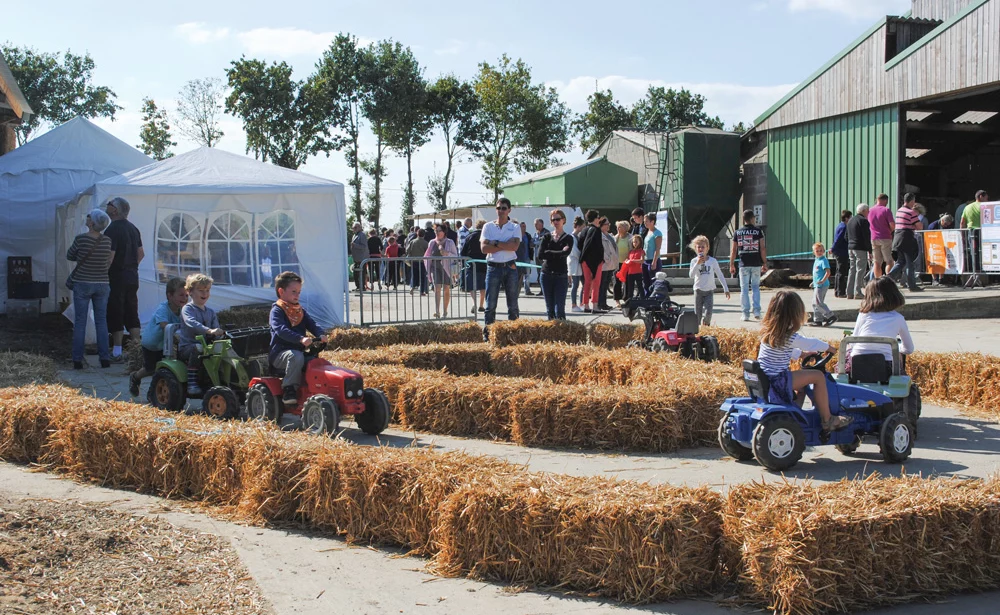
[0,117,151,176]
[97,147,343,194]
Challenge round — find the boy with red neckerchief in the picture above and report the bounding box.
[269,271,328,405]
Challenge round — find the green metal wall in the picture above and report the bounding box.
[502,176,567,206]
[766,106,899,257]
[502,158,637,209]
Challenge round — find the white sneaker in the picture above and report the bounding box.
[741,315,751,322]
[571,305,583,312]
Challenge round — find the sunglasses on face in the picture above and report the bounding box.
[496,206,509,211]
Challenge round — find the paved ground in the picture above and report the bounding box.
[7,284,1000,614]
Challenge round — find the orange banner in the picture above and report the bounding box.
[923,230,964,275]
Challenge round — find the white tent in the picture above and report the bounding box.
[0,117,152,310]
[57,147,349,328]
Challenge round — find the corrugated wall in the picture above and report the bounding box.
[766,106,899,257]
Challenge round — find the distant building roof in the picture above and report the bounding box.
[0,51,33,122]
[500,157,605,189]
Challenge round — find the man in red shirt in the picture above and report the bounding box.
[867,193,895,278]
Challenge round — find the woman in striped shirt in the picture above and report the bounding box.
[888,193,924,291]
[757,291,853,432]
[66,209,114,369]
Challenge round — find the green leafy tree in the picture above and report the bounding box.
[426,75,481,211]
[729,120,751,134]
[471,55,571,200]
[224,57,332,169]
[572,88,635,153]
[1,44,120,144]
[383,45,431,228]
[137,98,175,160]
[632,86,723,132]
[313,34,370,224]
[176,77,226,147]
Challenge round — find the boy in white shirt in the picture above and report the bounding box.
[688,235,730,326]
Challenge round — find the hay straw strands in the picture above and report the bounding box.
[432,473,724,603]
[322,343,492,376]
[488,343,601,382]
[326,322,483,350]
[588,323,644,349]
[724,475,1000,615]
[217,305,272,328]
[0,351,58,389]
[488,319,587,348]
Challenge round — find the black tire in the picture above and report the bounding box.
[679,340,696,359]
[835,435,862,455]
[626,339,644,350]
[700,336,720,362]
[357,388,391,435]
[245,384,280,422]
[904,385,921,438]
[718,413,753,461]
[150,369,185,412]
[879,412,913,463]
[752,415,806,471]
[202,386,240,420]
[651,338,669,353]
[302,395,339,436]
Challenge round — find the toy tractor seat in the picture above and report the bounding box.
[675,310,699,335]
[849,353,891,385]
[742,360,771,401]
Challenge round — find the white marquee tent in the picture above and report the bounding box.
[57,147,349,328]
[0,117,152,310]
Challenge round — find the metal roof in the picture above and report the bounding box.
[0,50,33,121]
[500,156,606,188]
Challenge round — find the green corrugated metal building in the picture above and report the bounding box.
[500,157,638,221]
[745,0,1000,258]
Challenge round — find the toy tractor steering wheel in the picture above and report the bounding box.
[661,300,682,313]
[801,350,835,372]
[304,339,327,357]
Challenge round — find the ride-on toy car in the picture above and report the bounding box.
[623,298,720,362]
[149,324,271,419]
[718,345,914,471]
[834,335,921,439]
[245,340,390,437]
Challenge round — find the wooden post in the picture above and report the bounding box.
[0,125,16,156]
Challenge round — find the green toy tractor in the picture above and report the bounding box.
[149,324,271,419]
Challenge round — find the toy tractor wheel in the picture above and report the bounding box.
[150,369,185,412]
[626,339,644,350]
[245,384,280,422]
[202,386,240,420]
[651,338,669,353]
[835,434,862,455]
[879,412,913,463]
[718,413,753,461]
[752,415,806,471]
[700,336,720,362]
[357,388,391,435]
[679,340,697,359]
[302,395,340,437]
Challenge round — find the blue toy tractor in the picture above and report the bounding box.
[718,336,916,471]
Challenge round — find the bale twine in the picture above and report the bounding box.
[724,475,1000,615]
[488,320,587,348]
[432,473,724,603]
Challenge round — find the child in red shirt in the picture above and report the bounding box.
[385,236,401,288]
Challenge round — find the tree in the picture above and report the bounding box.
[470,55,571,200]
[383,45,432,229]
[572,88,635,153]
[176,77,226,147]
[224,57,333,169]
[632,86,723,132]
[729,120,751,135]
[1,44,120,144]
[313,34,370,224]
[137,98,175,160]
[426,75,480,211]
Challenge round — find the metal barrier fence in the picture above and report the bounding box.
[914,227,990,289]
[354,256,480,326]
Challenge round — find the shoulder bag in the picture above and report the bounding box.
[66,236,103,290]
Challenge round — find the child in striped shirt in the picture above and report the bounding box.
[757,290,853,432]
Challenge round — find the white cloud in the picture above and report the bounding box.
[550,75,796,129]
[174,22,230,44]
[434,39,465,56]
[237,28,372,58]
[787,0,911,19]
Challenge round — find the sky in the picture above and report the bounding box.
[6,0,913,226]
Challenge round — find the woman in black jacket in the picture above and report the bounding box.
[538,209,574,320]
[577,210,605,313]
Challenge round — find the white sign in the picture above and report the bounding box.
[981,202,1000,272]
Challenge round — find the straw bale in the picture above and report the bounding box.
[326,322,482,349]
[700,326,760,365]
[322,343,492,376]
[488,319,587,348]
[724,475,1000,615]
[432,473,724,602]
[218,304,272,328]
[588,322,644,349]
[233,430,330,524]
[488,343,600,382]
[0,351,59,389]
[908,351,1000,416]
[0,384,79,462]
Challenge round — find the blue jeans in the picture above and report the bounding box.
[540,272,568,320]
[410,262,427,293]
[739,266,762,317]
[570,274,582,305]
[889,250,918,290]
[72,282,110,363]
[484,261,520,325]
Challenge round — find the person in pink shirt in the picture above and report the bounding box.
[867,193,895,278]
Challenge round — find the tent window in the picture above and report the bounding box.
[155,213,203,283]
[206,212,254,286]
[256,211,298,287]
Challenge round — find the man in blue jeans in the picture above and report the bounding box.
[729,209,767,321]
[480,197,521,341]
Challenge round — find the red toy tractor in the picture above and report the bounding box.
[244,341,390,436]
[623,299,720,362]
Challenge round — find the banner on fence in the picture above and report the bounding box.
[923,230,965,275]
[982,202,1000,272]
